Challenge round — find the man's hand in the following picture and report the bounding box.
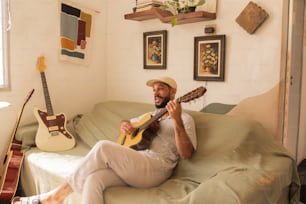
[166,100,182,121]
[120,120,135,135]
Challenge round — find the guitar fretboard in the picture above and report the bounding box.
[40,72,54,116]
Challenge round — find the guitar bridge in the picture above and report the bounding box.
[50,131,60,136]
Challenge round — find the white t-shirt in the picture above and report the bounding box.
[130,110,197,169]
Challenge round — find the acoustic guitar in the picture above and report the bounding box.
[0,89,34,201]
[34,56,75,152]
[117,86,206,150]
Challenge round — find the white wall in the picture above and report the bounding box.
[0,0,106,159]
[0,0,288,159]
[104,0,283,112]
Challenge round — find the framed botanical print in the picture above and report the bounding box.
[194,35,226,81]
[143,30,167,69]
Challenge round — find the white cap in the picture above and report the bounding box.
[146,76,177,89]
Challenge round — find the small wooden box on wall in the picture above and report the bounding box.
[235,1,269,34]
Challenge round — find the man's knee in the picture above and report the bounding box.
[95,140,113,152]
[93,140,117,164]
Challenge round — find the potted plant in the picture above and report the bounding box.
[162,0,205,26]
[201,44,218,74]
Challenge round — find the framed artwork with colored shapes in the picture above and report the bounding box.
[59,1,95,64]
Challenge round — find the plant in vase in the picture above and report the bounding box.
[201,44,218,74]
[162,0,205,26]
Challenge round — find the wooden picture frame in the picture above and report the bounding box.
[143,30,167,69]
[194,35,226,81]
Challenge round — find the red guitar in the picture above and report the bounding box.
[0,89,34,201]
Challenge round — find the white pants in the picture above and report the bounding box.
[67,140,173,204]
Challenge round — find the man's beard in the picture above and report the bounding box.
[155,96,170,109]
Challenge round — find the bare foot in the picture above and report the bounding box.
[11,182,73,204]
[11,193,63,204]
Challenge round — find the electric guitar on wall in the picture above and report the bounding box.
[117,86,207,150]
[0,89,34,201]
[34,56,75,152]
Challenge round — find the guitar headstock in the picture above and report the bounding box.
[178,86,207,103]
[37,56,46,72]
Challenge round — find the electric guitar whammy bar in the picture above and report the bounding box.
[117,86,207,150]
[34,56,75,152]
[0,89,34,201]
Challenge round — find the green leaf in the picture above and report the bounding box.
[197,0,205,6]
[171,16,177,26]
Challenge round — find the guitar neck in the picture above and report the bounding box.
[10,103,26,145]
[135,86,206,132]
[40,72,54,116]
[138,108,167,131]
[4,89,34,157]
[137,97,182,131]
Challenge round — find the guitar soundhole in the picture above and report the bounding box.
[132,128,140,138]
[131,126,159,151]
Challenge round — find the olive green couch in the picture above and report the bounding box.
[17,100,300,204]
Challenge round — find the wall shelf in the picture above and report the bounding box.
[124,8,216,25]
[124,8,172,21]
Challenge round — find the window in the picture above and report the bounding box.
[0,0,9,89]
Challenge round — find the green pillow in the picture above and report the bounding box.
[200,103,236,114]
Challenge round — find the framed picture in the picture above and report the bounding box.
[194,35,226,81]
[143,30,167,69]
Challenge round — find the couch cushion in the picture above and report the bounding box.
[200,103,236,114]
[173,111,294,181]
[75,101,154,147]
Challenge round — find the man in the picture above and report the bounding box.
[12,76,197,204]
